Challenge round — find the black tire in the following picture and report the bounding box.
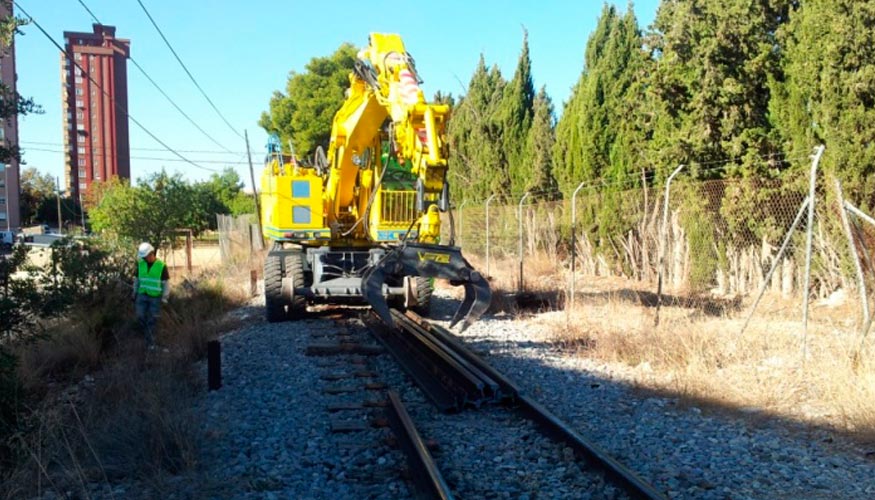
[284,252,307,320]
[264,255,285,323]
[410,276,433,315]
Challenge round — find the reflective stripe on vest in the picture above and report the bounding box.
[138,259,165,297]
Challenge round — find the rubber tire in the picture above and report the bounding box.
[284,252,307,320]
[264,255,286,323]
[410,276,433,316]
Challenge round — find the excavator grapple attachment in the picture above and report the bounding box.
[363,243,491,332]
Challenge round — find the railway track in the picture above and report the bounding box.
[369,309,667,500]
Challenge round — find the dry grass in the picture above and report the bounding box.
[484,253,875,443]
[2,263,253,498]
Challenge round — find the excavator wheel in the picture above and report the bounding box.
[409,276,433,316]
[284,252,307,320]
[264,254,286,323]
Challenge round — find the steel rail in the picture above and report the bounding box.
[403,311,667,500]
[386,390,455,500]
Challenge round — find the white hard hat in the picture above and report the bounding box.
[137,242,155,258]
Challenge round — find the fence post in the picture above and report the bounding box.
[739,196,810,336]
[458,200,467,247]
[569,182,587,312]
[801,145,825,361]
[841,201,875,355]
[655,164,685,326]
[834,178,869,338]
[517,192,532,293]
[485,194,497,278]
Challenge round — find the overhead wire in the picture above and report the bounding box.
[21,140,247,155]
[13,2,219,173]
[135,0,244,140]
[74,0,236,154]
[24,146,253,166]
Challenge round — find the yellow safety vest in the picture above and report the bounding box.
[137,259,165,297]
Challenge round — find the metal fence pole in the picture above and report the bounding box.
[458,200,467,247]
[843,201,875,353]
[517,192,531,293]
[834,178,869,337]
[485,194,497,278]
[739,196,811,336]
[655,164,685,326]
[569,182,587,312]
[802,145,825,361]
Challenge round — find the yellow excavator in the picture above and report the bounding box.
[260,33,490,331]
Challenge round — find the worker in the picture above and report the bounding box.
[133,242,170,349]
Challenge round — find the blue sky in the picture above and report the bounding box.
[14,0,658,189]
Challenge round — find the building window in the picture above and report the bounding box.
[0,197,5,205]
[0,212,6,221]
[75,88,83,96]
[78,147,85,154]
[0,128,4,141]
[76,100,84,107]
[79,169,86,178]
[79,183,87,190]
[76,111,83,119]
[75,76,83,84]
[78,159,86,166]
[77,135,85,143]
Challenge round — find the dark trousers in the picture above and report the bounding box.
[135,294,162,346]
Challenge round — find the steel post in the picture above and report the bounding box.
[570,182,588,312]
[655,164,685,326]
[485,194,497,278]
[517,192,532,293]
[802,145,825,361]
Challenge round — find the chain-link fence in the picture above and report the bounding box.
[446,154,872,328]
[217,214,264,267]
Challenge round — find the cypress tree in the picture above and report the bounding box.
[771,0,875,201]
[647,0,792,178]
[501,30,536,197]
[525,86,559,200]
[447,56,508,203]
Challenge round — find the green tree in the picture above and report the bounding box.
[553,5,619,193]
[771,0,875,201]
[524,86,558,200]
[501,30,536,196]
[19,167,55,224]
[647,0,792,178]
[89,172,205,251]
[259,43,358,156]
[448,56,508,203]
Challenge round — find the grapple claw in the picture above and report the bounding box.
[362,243,491,331]
[362,264,394,328]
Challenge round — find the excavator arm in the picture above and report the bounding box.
[325,33,489,330]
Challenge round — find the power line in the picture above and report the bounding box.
[25,146,252,166]
[74,0,236,154]
[21,140,247,155]
[136,0,243,140]
[13,2,219,173]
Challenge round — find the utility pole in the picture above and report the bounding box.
[56,176,63,236]
[245,130,263,239]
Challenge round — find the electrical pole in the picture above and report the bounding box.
[56,176,63,236]
[245,130,263,239]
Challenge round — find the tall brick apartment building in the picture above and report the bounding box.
[61,24,130,199]
[0,2,21,229]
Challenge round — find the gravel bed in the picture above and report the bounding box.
[429,290,875,500]
[122,285,875,499]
